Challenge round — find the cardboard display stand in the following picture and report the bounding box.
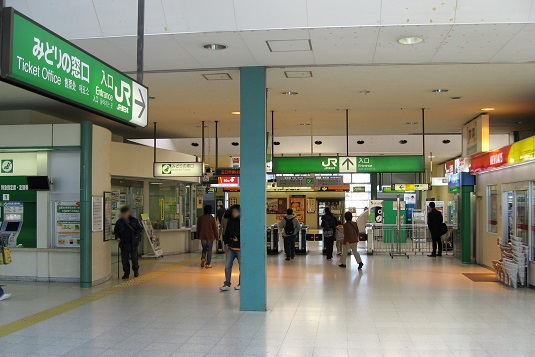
[140,213,163,258]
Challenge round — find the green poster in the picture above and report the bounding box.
[1,8,148,127]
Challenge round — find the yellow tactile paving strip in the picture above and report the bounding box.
[0,257,197,337]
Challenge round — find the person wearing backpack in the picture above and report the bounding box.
[278,208,301,261]
[114,206,143,279]
[339,211,364,269]
[321,207,340,261]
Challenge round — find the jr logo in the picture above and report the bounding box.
[322,158,337,168]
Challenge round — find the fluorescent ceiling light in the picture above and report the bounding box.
[397,36,423,45]
[432,89,449,93]
[282,91,298,96]
[231,111,240,115]
[480,107,495,111]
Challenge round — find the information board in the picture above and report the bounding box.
[103,192,112,241]
[92,196,103,232]
[153,162,204,177]
[55,201,80,248]
[0,8,148,127]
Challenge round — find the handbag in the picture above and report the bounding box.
[323,228,334,238]
[0,240,12,265]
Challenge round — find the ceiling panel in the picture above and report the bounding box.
[72,38,133,71]
[374,25,452,63]
[306,0,381,27]
[491,24,535,62]
[233,0,308,30]
[94,0,168,36]
[239,29,315,66]
[432,24,525,62]
[104,37,138,72]
[455,0,534,24]
[161,0,237,33]
[175,32,257,68]
[309,27,379,65]
[5,0,32,17]
[380,0,457,25]
[23,0,101,39]
[144,35,201,70]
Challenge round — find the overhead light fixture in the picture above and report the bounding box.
[397,36,423,45]
[150,182,163,185]
[357,140,365,145]
[432,89,449,93]
[399,140,408,144]
[428,155,436,159]
[231,111,240,115]
[405,122,418,125]
[273,141,281,146]
[480,107,495,111]
[203,43,227,50]
[450,96,462,100]
[196,125,207,128]
[231,142,239,146]
[515,121,523,124]
[191,142,199,147]
[299,123,311,127]
[314,140,322,145]
[359,90,371,95]
[442,139,451,144]
[282,91,298,96]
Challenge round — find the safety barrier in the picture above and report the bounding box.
[369,224,453,256]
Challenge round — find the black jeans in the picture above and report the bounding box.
[121,244,139,275]
[431,232,442,256]
[324,236,335,259]
[283,235,296,259]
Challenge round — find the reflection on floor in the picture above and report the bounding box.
[1,242,535,357]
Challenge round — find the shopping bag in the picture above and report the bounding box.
[0,245,12,265]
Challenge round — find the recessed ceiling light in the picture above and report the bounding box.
[282,91,298,96]
[399,140,408,144]
[231,111,240,115]
[515,121,523,124]
[191,143,199,147]
[203,43,227,50]
[357,140,365,145]
[450,96,462,100]
[273,141,281,146]
[359,90,371,95]
[405,122,418,125]
[314,140,322,145]
[432,89,449,93]
[299,123,311,127]
[480,107,495,111]
[397,36,423,45]
[442,139,451,144]
[231,142,239,146]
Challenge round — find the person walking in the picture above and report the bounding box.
[0,285,11,301]
[197,205,219,269]
[339,211,364,269]
[427,202,444,257]
[114,206,143,279]
[220,205,241,291]
[321,207,339,261]
[278,208,300,261]
[216,205,225,224]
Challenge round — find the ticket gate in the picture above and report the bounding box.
[295,225,309,255]
[267,225,282,255]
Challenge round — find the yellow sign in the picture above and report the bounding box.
[508,136,535,164]
[159,198,164,220]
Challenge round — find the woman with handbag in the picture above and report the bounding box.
[339,211,364,269]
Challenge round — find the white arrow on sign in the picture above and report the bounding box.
[131,82,148,127]
[338,156,356,173]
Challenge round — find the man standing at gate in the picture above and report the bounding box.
[278,208,301,261]
[427,202,444,257]
[114,206,143,279]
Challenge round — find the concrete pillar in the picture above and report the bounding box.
[239,67,267,311]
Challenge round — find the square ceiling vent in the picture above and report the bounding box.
[202,73,232,80]
[266,39,312,52]
[284,71,313,78]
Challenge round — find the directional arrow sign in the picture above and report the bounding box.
[338,156,357,173]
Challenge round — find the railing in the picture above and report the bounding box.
[367,224,454,256]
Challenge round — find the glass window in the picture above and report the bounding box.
[149,182,179,229]
[487,185,498,233]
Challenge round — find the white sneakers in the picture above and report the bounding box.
[234,285,240,290]
[219,285,240,291]
[0,293,12,301]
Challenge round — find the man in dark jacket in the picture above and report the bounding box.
[321,207,339,261]
[427,202,444,257]
[114,206,143,279]
[278,208,300,261]
[220,205,241,291]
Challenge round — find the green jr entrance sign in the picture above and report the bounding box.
[0,8,148,127]
[272,155,424,174]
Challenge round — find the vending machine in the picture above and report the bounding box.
[1,202,24,247]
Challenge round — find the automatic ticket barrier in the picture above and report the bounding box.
[295,225,309,255]
[267,225,282,255]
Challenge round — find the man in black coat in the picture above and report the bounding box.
[427,202,444,257]
[114,206,143,279]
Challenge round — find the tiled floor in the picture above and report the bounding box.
[1,243,535,356]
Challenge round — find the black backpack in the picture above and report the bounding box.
[283,217,295,235]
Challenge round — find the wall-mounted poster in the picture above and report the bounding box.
[306,198,316,213]
[55,201,80,248]
[92,196,103,232]
[266,198,287,214]
[103,192,112,241]
[289,195,306,223]
[229,197,238,206]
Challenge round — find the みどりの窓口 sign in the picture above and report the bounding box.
[0,8,148,127]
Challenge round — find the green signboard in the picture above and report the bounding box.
[0,8,148,127]
[272,155,424,174]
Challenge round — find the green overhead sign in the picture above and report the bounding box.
[272,155,424,174]
[0,8,148,127]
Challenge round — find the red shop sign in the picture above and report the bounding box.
[217,176,239,185]
[471,145,511,173]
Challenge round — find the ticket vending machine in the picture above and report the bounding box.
[1,202,24,247]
